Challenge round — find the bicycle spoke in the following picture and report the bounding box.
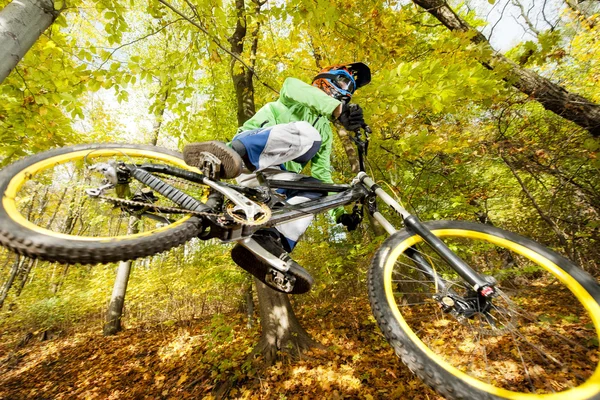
[386,230,598,393]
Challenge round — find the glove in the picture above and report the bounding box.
[336,212,361,231]
[338,103,365,132]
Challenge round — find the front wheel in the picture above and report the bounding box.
[0,143,207,264]
[368,220,600,400]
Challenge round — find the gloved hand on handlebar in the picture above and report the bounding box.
[338,103,365,132]
[336,212,361,231]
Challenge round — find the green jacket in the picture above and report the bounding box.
[237,77,341,185]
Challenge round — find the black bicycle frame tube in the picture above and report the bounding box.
[357,172,492,292]
[403,215,490,291]
[266,184,368,226]
[138,164,263,197]
[266,179,351,193]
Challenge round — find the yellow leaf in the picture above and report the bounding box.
[177,373,188,386]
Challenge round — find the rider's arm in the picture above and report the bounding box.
[279,78,341,118]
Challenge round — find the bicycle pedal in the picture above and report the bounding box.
[265,269,296,293]
[197,151,222,179]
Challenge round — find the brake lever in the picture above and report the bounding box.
[352,124,371,155]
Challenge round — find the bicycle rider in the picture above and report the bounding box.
[183,63,371,293]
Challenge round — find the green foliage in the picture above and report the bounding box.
[0,0,598,336]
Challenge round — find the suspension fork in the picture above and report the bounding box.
[357,172,495,296]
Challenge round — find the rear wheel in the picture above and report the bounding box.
[0,143,208,264]
[368,220,600,400]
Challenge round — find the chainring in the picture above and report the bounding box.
[224,200,271,226]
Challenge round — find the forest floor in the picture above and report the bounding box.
[0,295,441,400]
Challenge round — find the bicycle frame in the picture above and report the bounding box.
[249,172,493,294]
[127,127,496,296]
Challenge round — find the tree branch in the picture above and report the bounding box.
[95,18,184,71]
[158,0,278,94]
[511,0,541,36]
[411,0,600,137]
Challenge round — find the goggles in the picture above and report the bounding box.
[330,70,356,93]
[314,69,356,95]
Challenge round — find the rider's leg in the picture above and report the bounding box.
[231,170,324,293]
[231,121,321,172]
[231,230,314,294]
[183,121,321,178]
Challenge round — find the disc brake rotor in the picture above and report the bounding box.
[453,288,519,336]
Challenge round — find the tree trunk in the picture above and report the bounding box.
[335,124,361,173]
[103,216,139,336]
[15,258,37,297]
[150,77,172,146]
[162,0,320,365]
[252,280,321,364]
[244,277,254,328]
[226,0,321,362]
[0,0,59,83]
[228,0,256,126]
[51,263,69,294]
[0,256,21,309]
[412,0,600,136]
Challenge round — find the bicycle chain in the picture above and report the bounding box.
[154,173,207,190]
[96,194,219,218]
[92,172,270,226]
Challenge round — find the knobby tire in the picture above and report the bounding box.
[0,144,204,264]
[368,220,600,400]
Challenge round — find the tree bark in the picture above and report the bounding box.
[103,216,139,336]
[0,256,21,309]
[228,0,256,126]
[243,277,255,328]
[335,124,361,173]
[252,280,321,363]
[0,0,59,83]
[15,258,36,297]
[51,263,69,294]
[412,0,600,137]
[150,76,172,146]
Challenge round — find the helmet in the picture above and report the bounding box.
[312,62,371,103]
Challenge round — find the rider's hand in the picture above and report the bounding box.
[336,212,361,231]
[338,103,365,132]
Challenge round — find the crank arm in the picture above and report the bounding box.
[238,237,290,272]
[203,179,266,222]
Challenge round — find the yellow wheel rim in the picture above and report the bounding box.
[2,148,199,242]
[383,228,600,399]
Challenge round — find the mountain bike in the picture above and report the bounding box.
[0,130,599,400]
